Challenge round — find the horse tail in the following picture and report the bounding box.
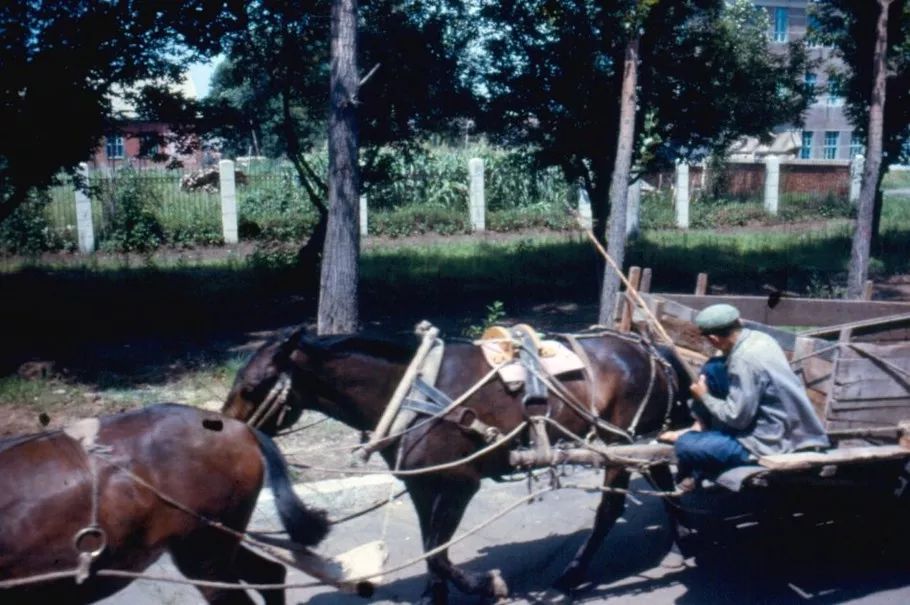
[251,427,330,546]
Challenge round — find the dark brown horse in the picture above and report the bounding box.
[223,328,694,604]
[0,403,332,605]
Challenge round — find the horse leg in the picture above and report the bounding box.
[408,477,508,605]
[233,544,287,605]
[554,467,630,591]
[170,531,257,605]
[646,463,695,565]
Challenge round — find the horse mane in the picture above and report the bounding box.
[0,430,61,455]
[300,333,417,364]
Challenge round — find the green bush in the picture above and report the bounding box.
[239,173,319,241]
[0,191,74,255]
[369,203,471,237]
[97,170,164,252]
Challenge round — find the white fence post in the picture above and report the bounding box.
[675,161,689,229]
[74,162,95,253]
[219,159,239,244]
[468,157,485,232]
[850,154,865,204]
[626,179,641,237]
[359,194,368,236]
[577,186,593,230]
[764,155,780,215]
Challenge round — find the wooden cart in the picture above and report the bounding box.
[628,276,910,496]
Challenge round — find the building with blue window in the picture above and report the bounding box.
[752,0,857,161]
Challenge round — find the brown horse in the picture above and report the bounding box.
[0,403,332,605]
[223,328,694,604]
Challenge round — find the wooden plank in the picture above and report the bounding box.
[694,273,708,296]
[658,294,910,328]
[826,407,910,426]
[639,268,652,294]
[619,266,642,333]
[830,397,910,411]
[841,341,910,358]
[832,377,910,400]
[758,445,910,471]
[800,312,910,338]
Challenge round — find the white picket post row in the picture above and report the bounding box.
[577,186,593,230]
[850,154,865,204]
[218,159,239,245]
[468,157,485,232]
[359,194,368,236]
[674,161,689,229]
[626,179,641,236]
[764,155,780,215]
[74,162,95,253]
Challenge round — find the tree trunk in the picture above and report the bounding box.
[598,35,640,325]
[317,0,360,334]
[846,0,892,299]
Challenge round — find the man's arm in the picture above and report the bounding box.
[694,359,762,430]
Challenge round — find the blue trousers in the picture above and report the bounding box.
[675,430,752,481]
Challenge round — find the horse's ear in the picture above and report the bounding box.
[275,326,308,366]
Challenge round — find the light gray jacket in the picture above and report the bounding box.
[700,329,830,457]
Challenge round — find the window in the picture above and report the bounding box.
[804,72,818,99]
[105,135,124,159]
[773,7,789,42]
[824,131,839,159]
[850,132,864,158]
[138,134,160,158]
[801,131,813,159]
[827,75,842,105]
[806,13,822,47]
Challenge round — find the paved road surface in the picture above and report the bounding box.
[101,470,910,604]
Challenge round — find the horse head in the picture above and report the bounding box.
[223,328,399,434]
[223,327,314,434]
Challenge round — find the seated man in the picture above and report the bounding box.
[660,303,830,491]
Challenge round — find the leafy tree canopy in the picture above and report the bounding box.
[812,0,910,165]
[0,0,240,222]
[205,0,474,196]
[470,0,809,226]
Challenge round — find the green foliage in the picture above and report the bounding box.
[238,173,320,241]
[463,300,507,338]
[365,142,568,211]
[0,1,230,222]
[370,204,471,237]
[98,171,164,253]
[474,0,810,221]
[0,191,73,255]
[811,1,910,164]
[640,191,854,230]
[246,242,299,271]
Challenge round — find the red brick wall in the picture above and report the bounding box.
[780,163,850,197]
[646,161,851,199]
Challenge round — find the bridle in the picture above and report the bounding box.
[246,373,293,430]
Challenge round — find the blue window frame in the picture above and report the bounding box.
[106,135,124,159]
[824,131,839,159]
[773,8,789,42]
[801,132,813,159]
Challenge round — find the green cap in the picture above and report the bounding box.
[694,304,740,334]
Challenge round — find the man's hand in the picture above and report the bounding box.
[658,421,702,444]
[690,374,709,400]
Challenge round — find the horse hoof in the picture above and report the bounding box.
[355,581,375,598]
[488,568,509,599]
[553,565,586,592]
